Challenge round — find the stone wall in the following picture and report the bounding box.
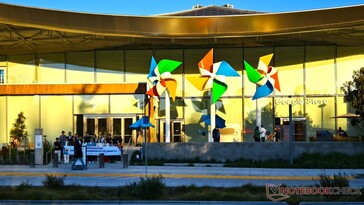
[143,142,364,162]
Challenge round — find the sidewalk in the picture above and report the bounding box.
[0,163,363,188]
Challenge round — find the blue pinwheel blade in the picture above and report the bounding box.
[147,56,157,79]
[201,114,226,128]
[216,61,240,77]
[252,81,274,100]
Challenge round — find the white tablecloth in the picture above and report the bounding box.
[64,146,122,156]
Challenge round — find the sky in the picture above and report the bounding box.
[0,0,364,16]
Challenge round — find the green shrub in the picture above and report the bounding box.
[42,174,66,189]
[314,171,349,187]
[17,180,32,191]
[125,174,166,200]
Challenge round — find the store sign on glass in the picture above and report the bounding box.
[275,98,328,105]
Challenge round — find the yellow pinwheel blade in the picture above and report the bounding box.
[259,54,274,69]
[186,76,210,91]
[164,79,177,101]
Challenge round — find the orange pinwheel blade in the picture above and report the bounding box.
[198,49,213,73]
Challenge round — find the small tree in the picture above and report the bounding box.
[340,67,364,129]
[9,112,28,148]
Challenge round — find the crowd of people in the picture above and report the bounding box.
[54,130,125,170]
[253,125,282,142]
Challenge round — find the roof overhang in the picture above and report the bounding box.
[0,3,364,54]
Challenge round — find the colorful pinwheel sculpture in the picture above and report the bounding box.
[244,53,281,100]
[188,49,240,104]
[146,56,182,101]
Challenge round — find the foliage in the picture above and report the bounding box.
[41,174,66,189]
[314,171,349,188]
[17,180,33,191]
[124,175,166,200]
[9,112,28,148]
[0,179,363,203]
[314,171,350,201]
[341,67,364,127]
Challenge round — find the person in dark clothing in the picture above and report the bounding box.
[212,127,220,142]
[53,138,62,163]
[273,127,281,142]
[253,126,260,142]
[71,134,86,170]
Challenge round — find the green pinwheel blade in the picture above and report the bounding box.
[244,60,262,83]
[158,59,182,74]
[212,79,227,104]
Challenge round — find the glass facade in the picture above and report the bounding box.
[0,45,362,145]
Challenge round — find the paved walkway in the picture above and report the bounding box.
[0,163,363,188]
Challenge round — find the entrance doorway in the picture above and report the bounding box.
[159,120,184,142]
[280,117,307,142]
[75,114,140,145]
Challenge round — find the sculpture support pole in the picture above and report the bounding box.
[256,99,261,127]
[289,101,293,165]
[210,90,216,142]
[165,91,171,143]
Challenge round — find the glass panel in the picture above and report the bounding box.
[86,119,95,136]
[0,69,4,84]
[40,96,73,142]
[243,97,273,142]
[73,95,109,114]
[337,97,360,136]
[113,118,121,135]
[219,98,243,142]
[306,46,335,95]
[98,118,107,137]
[38,53,65,83]
[274,97,305,118]
[95,50,124,83]
[110,94,144,114]
[337,46,364,94]
[215,48,243,96]
[275,47,304,95]
[124,118,133,144]
[183,97,209,142]
[243,47,274,98]
[0,97,6,143]
[66,52,94,83]
[8,96,40,144]
[154,97,184,119]
[124,50,152,83]
[8,55,35,84]
[305,97,335,140]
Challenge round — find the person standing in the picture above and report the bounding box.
[273,127,281,142]
[53,138,62,164]
[212,127,220,142]
[253,126,260,142]
[63,146,69,164]
[71,134,87,170]
[67,131,74,145]
[260,125,266,142]
[59,131,66,161]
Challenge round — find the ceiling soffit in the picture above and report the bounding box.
[0,3,364,54]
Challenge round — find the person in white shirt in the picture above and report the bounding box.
[260,125,266,142]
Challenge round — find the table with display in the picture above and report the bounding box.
[64,145,122,165]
